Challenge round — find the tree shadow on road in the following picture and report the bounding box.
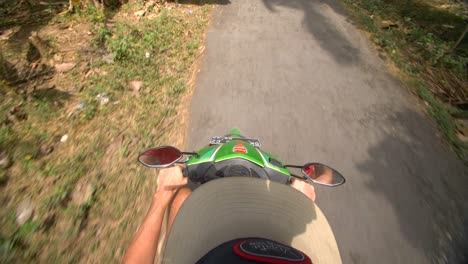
[356,108,468,262]
[262,0,360,65]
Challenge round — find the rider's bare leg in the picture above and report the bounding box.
[167,187,192,233]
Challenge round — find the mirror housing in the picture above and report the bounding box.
[302,163,345,187]
[138,146,182,168]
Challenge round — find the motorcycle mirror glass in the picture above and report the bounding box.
[138,146,182,168]
[302,163,345,187]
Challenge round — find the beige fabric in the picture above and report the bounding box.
[162,177,342,264]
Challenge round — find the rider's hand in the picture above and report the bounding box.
[156,166,188,195]
[290,178,316,202]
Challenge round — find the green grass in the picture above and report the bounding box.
[343,0,467,69]
[339,0,468,160]
[0,2,214,262]
[413,79,468,159]
[0,220,41,263]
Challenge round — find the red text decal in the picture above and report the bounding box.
[233,142,248,154]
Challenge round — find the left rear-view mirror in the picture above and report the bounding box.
[138,146,182,168]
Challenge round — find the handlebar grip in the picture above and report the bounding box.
[182,167,189,178]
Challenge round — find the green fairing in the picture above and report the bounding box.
[186,145,217,165]
[186,140,291,176]
[214,141,265,166]
[261,151,291,175]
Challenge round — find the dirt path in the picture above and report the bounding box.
[186,0,468,263]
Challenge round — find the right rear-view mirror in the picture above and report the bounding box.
[302,163,345,187]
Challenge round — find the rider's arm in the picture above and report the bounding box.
[290,178,316,202]
[124,167,187,264]
[123,191,173,264]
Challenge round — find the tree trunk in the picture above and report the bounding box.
[451,24,468,53]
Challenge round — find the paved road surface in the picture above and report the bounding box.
[185,0,468,263]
